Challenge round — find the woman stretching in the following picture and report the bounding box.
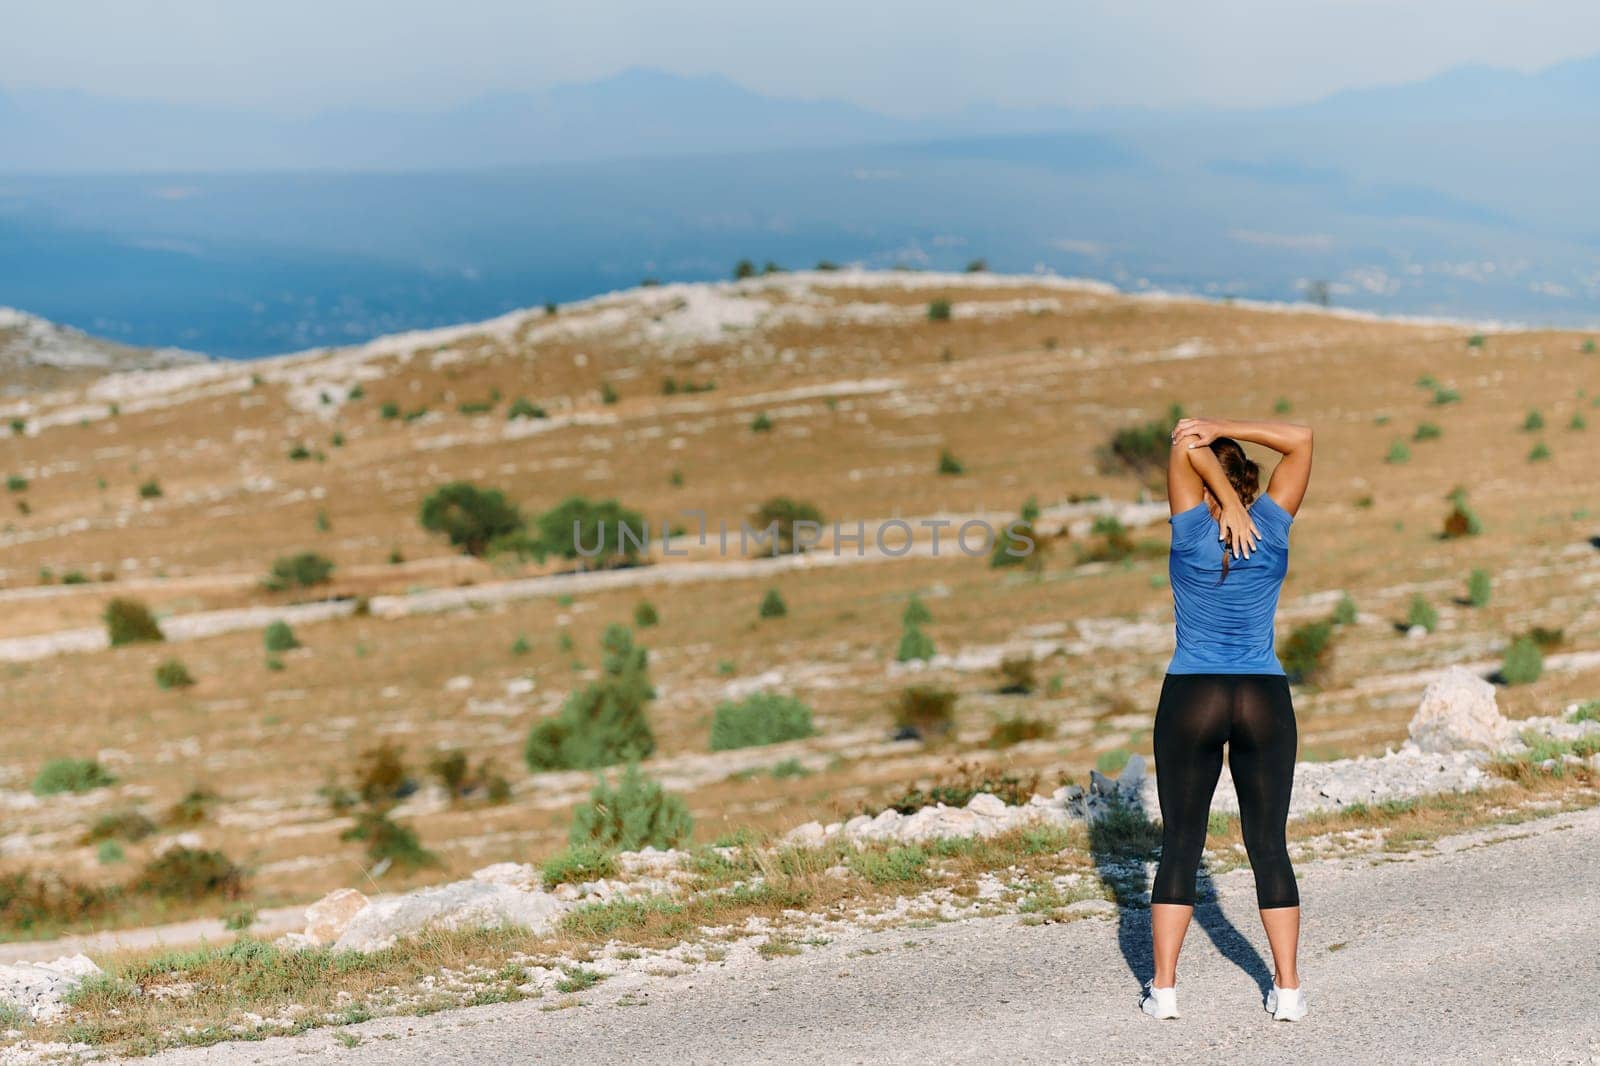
[1139,416,1314,1023]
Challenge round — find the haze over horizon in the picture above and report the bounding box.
[5,0,1600,118]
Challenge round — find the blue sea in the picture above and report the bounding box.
[3,125,1596,358]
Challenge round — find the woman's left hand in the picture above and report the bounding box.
[1172,417,1225,448]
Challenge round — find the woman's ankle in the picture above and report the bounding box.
[1274,974,1299,989]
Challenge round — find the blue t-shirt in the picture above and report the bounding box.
[1166,493,1293,675]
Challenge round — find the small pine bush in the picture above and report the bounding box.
[1331,593,1358,625]
[511,634,531,656]
[1467,569,1491,607]
[80,810,156,845]
[154,659,195,690]
[937,450,965,475]
[896,621,936,662]
[1528,441,1550,462]
[1279,620,1334,685]
[633,601,659,628]
[341,810,438,870]
[263,552,334,591]
[1099,404,1184,477]
[1466,333,1486,348]
[709,694,815,751]
[165,787,218,825]
[1273,397,1292,414]
[1442,489,1482,538]
[263,620,299,653]
[1413,423,1442,442]
[138,479,163,499]
[1384,440,1410,464]
[902,594,932,627]
[567,765,693,851]
[892,685,956,737]
[750,412,773,433]
[5,475,27,493]
[524,625,656,771]
[927,299,953,322]
[996,655,1037,695]
[1569,412,1587,431]
[987,715,1052,749]
[1522,410,1544,432]
[133,847,245,899]
[104,598,163,646]
[599,381,619,405]
[1432,386,1461,406]
[507,397,547,420]
[1405,595,1438,633]
[1499,636,1543,686]
[759,588,788,619]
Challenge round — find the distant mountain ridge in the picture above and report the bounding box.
[4,53,1597,173]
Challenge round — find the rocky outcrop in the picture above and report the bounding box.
[1406,666,1514,753]
[0,955,102,1022]
[331,880,567,954]
[302,888,370,947]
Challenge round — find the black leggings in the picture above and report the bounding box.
[1150,673,1300,910]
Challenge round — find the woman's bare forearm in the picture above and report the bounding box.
[1212,419,1312,456]
[1184,444,1242,508]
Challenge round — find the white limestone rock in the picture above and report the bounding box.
[333,881,567,953]
[1407,667,1513,753]
[0,955,102,1022]
[303,888,370,947]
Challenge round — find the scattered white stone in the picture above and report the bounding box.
[0,955,103,1022]
[1405,625,1429,640]
[444,675,474,692]
[471,863,541,891]
[1407,666,1513,753]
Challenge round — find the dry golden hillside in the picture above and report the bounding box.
[1,271,1596,935]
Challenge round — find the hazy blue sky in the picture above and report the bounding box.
[5,0,1600,115]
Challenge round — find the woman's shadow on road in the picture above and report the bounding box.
[1086,767,1272,997]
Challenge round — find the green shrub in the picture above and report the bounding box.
[426,750,509,804]
[165,787,218,826]
[599,381,619,405]
[1467,333,1486,348]
[1432,386,1461,405]
[1569,412,1587,431]
[733,259,756,280]
[710,694,815,751]
[1096,748,1132,775]
[352,742,416,806]
[937,450,965,475]
[759,588,788,619]
[1279,620,1334,685]
[1567,700,1600,724]
[850,845,928,884]
[104,598,163,646]
[511,634,531,656]
[340,811,438,871]
[418,483,524,557]
[1525,625,1565,649]
[287,442,312,461]
[1522,409,1544,431]
[892,685,956,738]
[991,496,1040,569]
[1273,397,1292,414]
[263,620,299,653]
[507,397,547,420]
[33,758,116,796]
[97,841,125,865]
[879,764,1036,813]
[515,496,647,568]
[1412,423,1442,442]
[1528,441,1550,462]
[1405,595,1438,633]
[1467,569,1491,607]
[632,601,658,628]
[750,412,773,432]
[987,715,1052,749]
[380,401,400,420]
[1500,637,1543,686]
[1384,440,1410,464]
[5,474,27,493]
[927,298,953,322]
[541,843,619,887]
[134,847,245,899]
[902,594,932,627]
[525,625,656,771]
[749,497,823,554]
[1099,404,1183,477]
[1331,593,1358,625]
[263,551,334,591]
[80,810,157,845]
[154,659,195,690]
[896,621,936,662]
[0,870,115,932]
[567,765,692,851]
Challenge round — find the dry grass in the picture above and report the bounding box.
[3,277,1599,942]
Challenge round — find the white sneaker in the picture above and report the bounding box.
[1265,984,1307,1022]
[1141,984,1179,1019]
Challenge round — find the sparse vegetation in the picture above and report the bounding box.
[987,714,1052,749]
[1331,593,1358,625]
[525,625,656,771]
[749,497,824,554]
[1467,569,1491,607]
[892,685,956,738]
[759,588,788,619]
[418,482,524,557]
[1442,488,1483,538]
[1384,440,1411,464]
[263,551,334,591]
[633,600,659,628]
[1099,404,1183,477]
[263,620,300,652]
[1522,409,1544,432]
[710,693,816,751]
[896,620,936,663]
[1499,636,1543,686]
[927,298,953,322]
[154,659,196,690]
[541,843,618,888]
[506,397,547,420]
[996,655,1036,695]
[1279,620,1334,685]
[80,810,157,845]
[516,495,649,568]
[1405,595,1438,634]
[567,765,693,852]
[133,847,246,900]
[937,449,965,475]
[104,597,163,646]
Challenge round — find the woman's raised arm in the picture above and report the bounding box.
[1172,417,1314,518]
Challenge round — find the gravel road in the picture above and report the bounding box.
[137,804,1600,1066]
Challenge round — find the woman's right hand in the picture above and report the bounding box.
[1218,501,1260,559]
